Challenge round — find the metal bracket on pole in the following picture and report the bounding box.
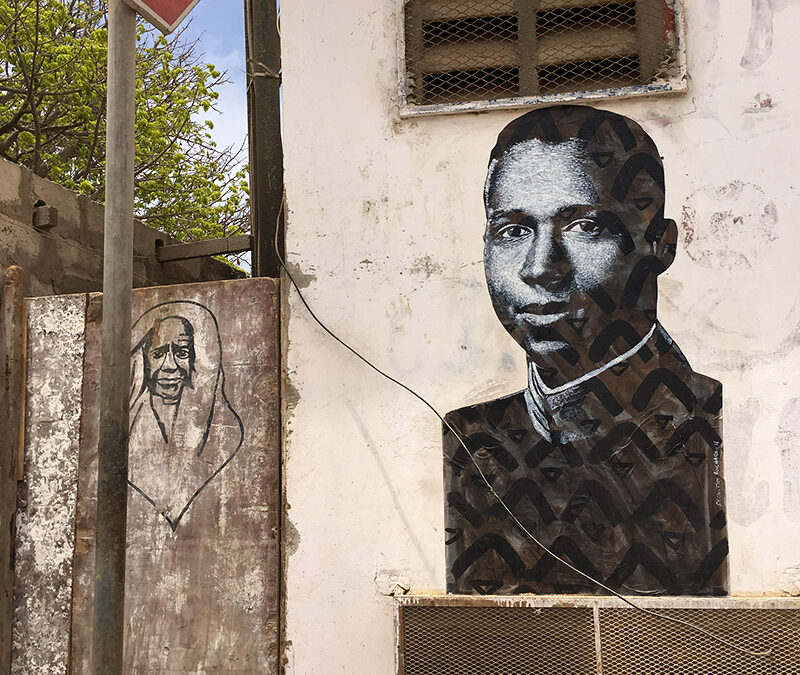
[155,235,254,262]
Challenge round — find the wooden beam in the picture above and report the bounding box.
[0,265,24,674]
[155,235,254,263]
[245,0,284,278]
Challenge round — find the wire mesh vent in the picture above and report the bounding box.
[403,0,681,110]
[399,606,596,674]
[600,608,800,674]
[397,598,800,675]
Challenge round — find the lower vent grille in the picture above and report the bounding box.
[600,607,800,674]
[397,596,800,675]
[401,606,596,674]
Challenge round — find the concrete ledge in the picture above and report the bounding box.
[0,157,245,297]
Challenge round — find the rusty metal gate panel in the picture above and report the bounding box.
[14,277,280,674]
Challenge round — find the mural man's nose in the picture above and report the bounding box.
[518,222,568,292]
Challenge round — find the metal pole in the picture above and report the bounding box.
[93,0,136,672]
[245,0,283,277]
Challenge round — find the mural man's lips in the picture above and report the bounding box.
[517,311,568,326]
[517,301,569,325]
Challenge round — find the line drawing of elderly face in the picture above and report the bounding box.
[143,316,196,405]
[129,300,244,530]
[483,109,678,387]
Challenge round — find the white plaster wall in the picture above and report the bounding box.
[280,1,800,671]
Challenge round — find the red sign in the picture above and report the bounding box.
[123,0,202,34]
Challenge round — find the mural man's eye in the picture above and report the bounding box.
[174,348,190,359]
[152,346,168,359]
[564,218,602,234]
[496,224,532,239]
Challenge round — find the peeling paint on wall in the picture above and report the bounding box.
[680,182,778,271]
[741,0,790,70]
[724,398,770,527]
[283,511,301,558]
[12,294,86,675]
[782,564,800,596]
[285,263,317,289]
[775,397,800,522]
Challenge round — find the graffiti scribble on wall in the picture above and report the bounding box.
[444,106,727,596]
[129,300,244,531]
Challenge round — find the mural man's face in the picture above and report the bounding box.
[484,139,652,372]
[146,317,194,404]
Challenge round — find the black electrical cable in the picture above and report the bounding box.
[274,195,772,658]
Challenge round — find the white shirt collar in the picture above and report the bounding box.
[524,323,657,439]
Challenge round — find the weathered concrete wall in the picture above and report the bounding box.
[280,0,800,672]
[12,278,280,673]
[12,295,86,674]
[0,157,243,298]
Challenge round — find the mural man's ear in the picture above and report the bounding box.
[654,217,678,271]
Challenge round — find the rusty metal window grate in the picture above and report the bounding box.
[396,596,800,674]
[400,0,685,116]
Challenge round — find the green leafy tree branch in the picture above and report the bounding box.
[0,0,250,244]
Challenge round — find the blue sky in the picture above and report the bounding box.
[180,1,249,157]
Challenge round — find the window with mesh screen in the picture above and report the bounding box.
[401,0,684,113]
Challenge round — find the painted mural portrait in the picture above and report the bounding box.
[444,105,728,596]
[129,300,244,531]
